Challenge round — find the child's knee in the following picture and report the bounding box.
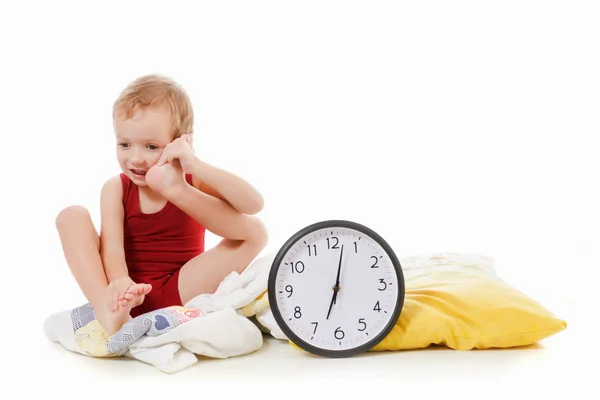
[55,205,91,229]
[249,217,269,253]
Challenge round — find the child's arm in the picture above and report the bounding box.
[189,159,264,215]
[157,134,264,215]
[99,176,129,282]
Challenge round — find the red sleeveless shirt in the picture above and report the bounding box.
[120,173,206,280]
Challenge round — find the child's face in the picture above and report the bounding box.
[114,106,174,186]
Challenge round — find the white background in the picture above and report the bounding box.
[1,0,598,396]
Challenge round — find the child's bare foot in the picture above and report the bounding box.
[116,283,152,309]
[96,279,152,336]
[146,160,186,197]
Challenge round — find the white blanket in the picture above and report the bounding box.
[43,252,286,373]
[45,250,499,373]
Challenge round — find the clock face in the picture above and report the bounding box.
[268,220,404,357]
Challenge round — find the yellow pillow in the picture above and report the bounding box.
[372,252,567,351]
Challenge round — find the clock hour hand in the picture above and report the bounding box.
[326,245,344,319]
[326,290,336,319]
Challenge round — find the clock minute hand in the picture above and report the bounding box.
[333,245,343,304]
[326,245,344,319]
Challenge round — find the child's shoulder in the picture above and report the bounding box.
[101,174,126,197]
[99,175,126,213]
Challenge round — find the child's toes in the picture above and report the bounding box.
[126,287,139,295]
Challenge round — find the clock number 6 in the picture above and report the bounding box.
[334,327,345,340]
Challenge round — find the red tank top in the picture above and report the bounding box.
[120,173,206,277]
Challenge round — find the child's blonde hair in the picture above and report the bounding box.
[113,74,194,139]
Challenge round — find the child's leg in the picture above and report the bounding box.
[162,183,268,304]
[177,233,267,304]
[146,162,268,304]
[56,206,109,307]
[55,205,149,334]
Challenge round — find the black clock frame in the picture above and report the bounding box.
[267,219,406,358]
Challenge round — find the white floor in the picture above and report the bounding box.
[11,243,597,398]
[14,299,590,398]
[38,325,576,379]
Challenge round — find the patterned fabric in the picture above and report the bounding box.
[71,303,208,357]
[71,303,96,331]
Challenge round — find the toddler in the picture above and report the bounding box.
[55,74,268,335]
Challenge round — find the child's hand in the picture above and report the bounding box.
[156,134,196,174]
